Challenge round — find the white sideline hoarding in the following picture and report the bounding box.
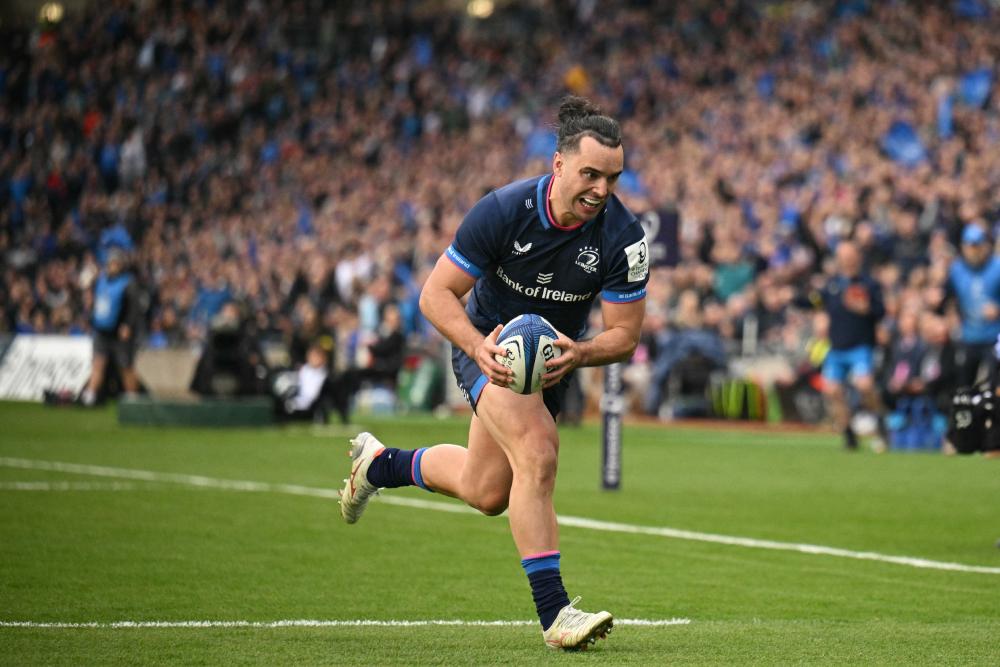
[0,335,92,401]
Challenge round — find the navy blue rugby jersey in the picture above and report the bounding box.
[444,174,649,340]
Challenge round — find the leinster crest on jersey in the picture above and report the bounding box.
[575,246,599,274]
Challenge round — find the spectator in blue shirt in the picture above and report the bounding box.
[946,223,1000,386]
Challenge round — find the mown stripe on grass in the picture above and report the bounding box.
[3,456,999,576]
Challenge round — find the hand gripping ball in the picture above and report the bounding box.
[494,314,562,394]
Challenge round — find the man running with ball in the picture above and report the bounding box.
[339,96,648,650]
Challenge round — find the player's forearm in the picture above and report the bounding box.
[418,285,485,358]
[575,326,640,367]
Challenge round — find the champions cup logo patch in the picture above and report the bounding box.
[575,246,600,274]
[625,236,649,283]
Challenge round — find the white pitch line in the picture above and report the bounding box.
[0,618,690,629]
[0,481,143,491]
[2,457,999,575]
[551,515,1000,575]
[0,457,341,499]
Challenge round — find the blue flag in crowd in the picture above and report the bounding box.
[881,121,926,167]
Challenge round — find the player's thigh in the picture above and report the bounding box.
[475,384,559,471]
[463,414,513,492]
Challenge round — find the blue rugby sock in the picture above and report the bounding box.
[365,447,431,491]
[521,551,570,630]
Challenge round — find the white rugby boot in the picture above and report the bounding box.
[541,597,614,650]
[338,432,385,524]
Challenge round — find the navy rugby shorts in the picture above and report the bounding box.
[93,329,137,368]
[451,344,570,419]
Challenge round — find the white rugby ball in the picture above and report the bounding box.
[494,314,562,394]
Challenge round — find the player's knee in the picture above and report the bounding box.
[470,490,509,516]
[514,442,558,487]
[459,473,510,516]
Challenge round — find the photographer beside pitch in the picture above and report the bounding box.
[338,96,649,650]
[946,333,1000,458]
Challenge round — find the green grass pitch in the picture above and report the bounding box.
[1,401,998,665]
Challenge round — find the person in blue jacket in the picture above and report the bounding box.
[946,223,1000,387]
[80,246,143,405]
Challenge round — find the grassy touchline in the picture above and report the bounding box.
[3,455,998,576]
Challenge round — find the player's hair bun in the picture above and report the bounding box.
[558,95,603,125]
[556,95,621,152]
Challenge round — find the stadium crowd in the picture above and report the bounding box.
[3,0,1000,429]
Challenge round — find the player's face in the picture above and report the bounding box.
[552,136,624,224]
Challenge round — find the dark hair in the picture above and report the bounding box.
[556,96,622,153]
